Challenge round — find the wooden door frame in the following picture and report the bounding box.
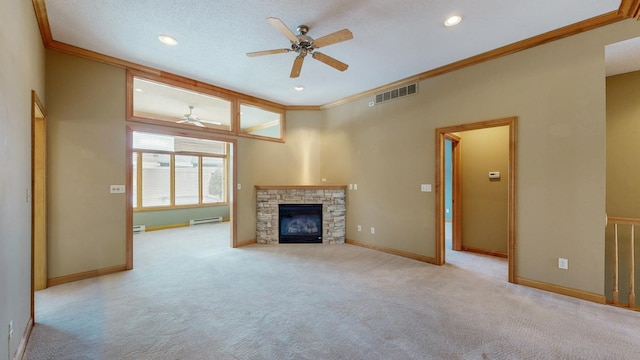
[31,90,47,320]
[435,117,517,283]
[444,134,462,251]
[125,123,238,269]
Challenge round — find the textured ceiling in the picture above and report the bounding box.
[43,0,623,106]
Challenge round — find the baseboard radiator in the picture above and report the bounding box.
[133,225,146,233]
[189,216,223,226]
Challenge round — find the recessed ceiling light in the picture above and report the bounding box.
[444,15,462,27]
[135,88,143,92]
[294,85,305,91]
[158,35,178,45]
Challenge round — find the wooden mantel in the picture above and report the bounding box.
[255,185,347,190]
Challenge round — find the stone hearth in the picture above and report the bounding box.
[256,185,346,244]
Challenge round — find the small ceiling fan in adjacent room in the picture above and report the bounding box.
[247,17,353,78]
[177,106,205,127]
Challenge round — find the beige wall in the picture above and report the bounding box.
[0,0,46,357]
[236,110,324,242]
[459,127,509,254]
[322,19,640,295]
[46,50,128,277]
[322,97,436,255]
[606,70,640,218]
[605,70,640,303]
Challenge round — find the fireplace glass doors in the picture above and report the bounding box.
[278,204,323,243]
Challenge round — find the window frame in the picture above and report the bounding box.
[126,70,286,143]
[237,100,286,142]
[132,143,229,212]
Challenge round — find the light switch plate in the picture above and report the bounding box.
[110,185,125,194]
[421,184,432,192]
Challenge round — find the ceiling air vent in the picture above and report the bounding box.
[375,83,418,104]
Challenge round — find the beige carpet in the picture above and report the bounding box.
[24,223,640,359]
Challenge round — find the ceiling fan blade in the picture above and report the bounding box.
[313,29,353,48]
[267,17,299,43]
[177,120,189,124]
[290,55,305,78]
[312,52,349,72]
[193,121,206,127]
[246,48,291,57]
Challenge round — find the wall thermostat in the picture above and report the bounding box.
[488,172,501,179]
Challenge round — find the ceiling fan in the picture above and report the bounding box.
[177,106,205,127]
[247,17,353,78]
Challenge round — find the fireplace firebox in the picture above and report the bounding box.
[278,204,323,243]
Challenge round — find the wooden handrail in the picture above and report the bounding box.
[607,216,640,226]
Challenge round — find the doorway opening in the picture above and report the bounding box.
[444,134,461,252]
[125,125,237,269]
[436,117,517,282]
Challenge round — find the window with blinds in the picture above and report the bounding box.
[175,155,199,206]
[132,132,228,210]
[141,153,171,207]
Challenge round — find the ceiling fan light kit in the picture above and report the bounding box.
[247,17,353,78]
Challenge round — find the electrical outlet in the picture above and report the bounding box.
[354,184,358,190]
[9,320,13,339]
[370,227,375,234]
[357,225,362,232]
[558,258,568,270]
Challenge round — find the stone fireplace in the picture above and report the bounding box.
[256,185,346,244]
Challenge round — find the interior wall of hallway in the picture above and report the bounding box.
[605,69,640,304]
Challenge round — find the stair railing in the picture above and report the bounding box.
[606,216,638,308]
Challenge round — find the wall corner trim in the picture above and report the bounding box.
[618,0,640,18]
[515,277,606,304]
